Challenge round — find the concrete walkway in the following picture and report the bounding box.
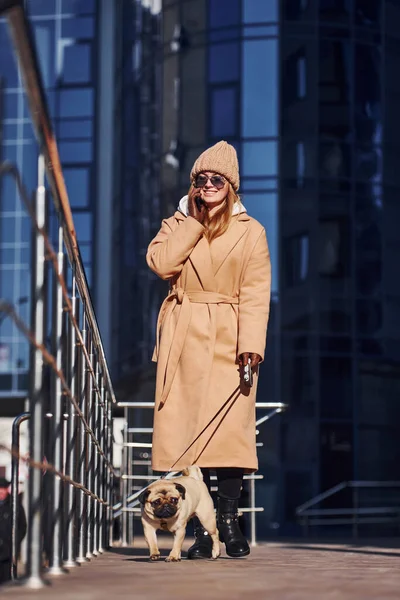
[3,538,400,599]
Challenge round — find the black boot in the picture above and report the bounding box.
[217,497,250,558]
[187,517,213,560]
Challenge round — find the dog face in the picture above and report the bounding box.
[139,483,186,520]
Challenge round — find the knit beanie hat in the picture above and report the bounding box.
[190,140,240,191]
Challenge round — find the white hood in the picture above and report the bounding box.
[177,195,247,217]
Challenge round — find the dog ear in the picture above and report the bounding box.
[174,483,186,500]
[138,488,151,505]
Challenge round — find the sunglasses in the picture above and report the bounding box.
[194,174,226,190]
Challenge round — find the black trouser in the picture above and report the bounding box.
[201,468,244,500]
[0,560,11,585]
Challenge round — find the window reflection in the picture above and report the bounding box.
[284,233,309,287]
[320,0,351,23]
[59,88,93,118]
[59,140,92,163]
[242,141,278,176]
[61,17,94,38]
[243,193,278,293]
[356,299,382,335]
[243,0,278,23]
[61,43,91,83]
[210,86,237,137]
[283,49,306,104]
[320,357,353,418]
[73,212,92,243]
[355,0,382,26]
[64,168,90,207]
[242,39,278,137]
[209,43,240,82]
[209,0,240,28]
[33,21,55,88]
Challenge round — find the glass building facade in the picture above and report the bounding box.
[0,0,98,400]
[158,0,400,535]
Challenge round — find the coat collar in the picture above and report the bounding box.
[174,197,250,286]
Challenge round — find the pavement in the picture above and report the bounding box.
[2,537,400,599]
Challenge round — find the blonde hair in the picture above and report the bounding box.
[189,183,240,243]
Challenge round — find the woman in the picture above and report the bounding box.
[146,141,271,559]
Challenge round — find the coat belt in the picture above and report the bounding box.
[155,288,239,407]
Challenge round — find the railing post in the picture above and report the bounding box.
[85,334,94,560]
[107,394,114,549]
[249,474,256,547]
[98,380,105,553]
[76,315,89,564]
[121,420,128,547]
[64,284,79,568]
[91,360,100,557]
[11,412,30,580]
[48,223,65,575]
[25,153,47,589]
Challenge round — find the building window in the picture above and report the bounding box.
[209,0,240,27]
[209,43,240,82]
[242,141,278,177]
[284,49,306,104]
[296,142,305,188]
[61,42,92,84]
[243,0,278,23]
[318,219,349,277]
[242,39,278,137]
[210,86,238,138]
[297,56,306,98]
[285,233,309,287]
[242,193,278,293]
[284,0,308,20]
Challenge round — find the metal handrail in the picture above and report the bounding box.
[2,0,115,405]
[296,480,400,515]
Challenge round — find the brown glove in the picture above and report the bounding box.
[238,352,262,368]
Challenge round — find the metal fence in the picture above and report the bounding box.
[0,1,117,588]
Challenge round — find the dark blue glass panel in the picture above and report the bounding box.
[0,23,19,87]
[209,0,240,27]
[243,0,278,23]
[28,0,56,16]
[33,20,56,88]
[61,17,94,38]
[62,43,91,83]
[59,88,93,118]
[64,167,90,206]
[211,87,237,137]
[58,119,93,139]
[59,140,92,163]
[61,0,96,15]
[209,43,240,82]
[242,39,278,137]
[73,212,92,243]
[242,192,278,292]
[243,141,278,176]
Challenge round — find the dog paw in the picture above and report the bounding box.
[212,549,220,559]
[149,553,161,561]
[165,554,181,562]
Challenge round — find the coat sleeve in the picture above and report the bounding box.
[146,216,205,280]
[237,228,271,361]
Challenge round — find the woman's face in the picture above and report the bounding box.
[196,171,229,209]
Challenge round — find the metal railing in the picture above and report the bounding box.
[296,481,400,539]
[0,1,118,587]
[115,401,287,547]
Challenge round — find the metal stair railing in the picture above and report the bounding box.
[296,481,400,538]
[115,401,287,547]
[0,0,118,587]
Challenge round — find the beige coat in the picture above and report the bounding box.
[146,201,271,473]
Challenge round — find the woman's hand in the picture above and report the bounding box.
[188,185,206,224]
[238,352,262,368]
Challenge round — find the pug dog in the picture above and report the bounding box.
[139,465,220,562]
